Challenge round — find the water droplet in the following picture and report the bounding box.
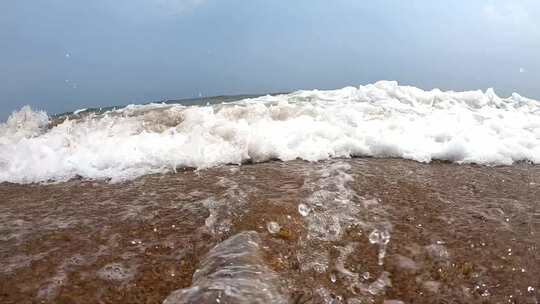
[298,203,310,217]
[266,221,281,234]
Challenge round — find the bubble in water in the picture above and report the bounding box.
[369,229,390,245]
[97,263,136,281]
[528,286,535,292]
[267,221,281,234]
[369,229,391,265]
[298,203,310,217]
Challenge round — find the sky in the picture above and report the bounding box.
[0,0,539,120]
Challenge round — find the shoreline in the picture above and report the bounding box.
[1,158,538,303]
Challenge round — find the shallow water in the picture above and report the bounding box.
[0,158,539,303]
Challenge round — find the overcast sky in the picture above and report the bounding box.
[0,0,539,119]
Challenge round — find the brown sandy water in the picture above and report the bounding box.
[0,158,539,303]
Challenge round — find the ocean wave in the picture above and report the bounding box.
[1,81,539,183]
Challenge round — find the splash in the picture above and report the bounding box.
[1,81,540,183]
[163,231,287,304]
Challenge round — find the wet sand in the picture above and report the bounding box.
[1,158,539,303]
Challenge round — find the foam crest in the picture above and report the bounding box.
[1,81,540,183]
[0,106,49,142]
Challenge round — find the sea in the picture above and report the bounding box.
[0,81,538,303]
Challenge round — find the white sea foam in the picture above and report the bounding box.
[1,81,540,183]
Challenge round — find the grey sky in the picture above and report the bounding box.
[1,0,539,119]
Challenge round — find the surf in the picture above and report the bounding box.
[1,81,539,184]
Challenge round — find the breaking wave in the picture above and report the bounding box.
[1,81,540,183]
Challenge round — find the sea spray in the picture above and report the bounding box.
[1,81,540,183]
